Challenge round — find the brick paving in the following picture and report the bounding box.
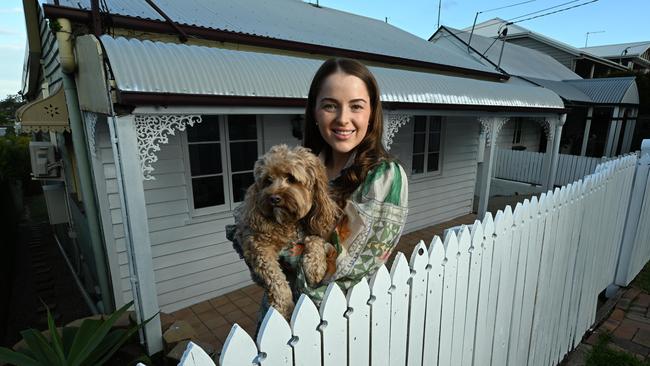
[166,213,478,357]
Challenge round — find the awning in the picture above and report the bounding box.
[97,35,565,112]
[17,86,70,133]
[563,77,639,105]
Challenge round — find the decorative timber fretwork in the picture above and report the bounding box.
[134,114,202,180]
[383,114,411,150]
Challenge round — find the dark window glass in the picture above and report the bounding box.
[429,117,442,132]
[414,116,427,132]
[413,134,425,154]
[192,176,225,208]
[189,144,222,176]
[232,172,255,202]
[187,116,220,142]
[429,132,440,152]
[412,154,424,174]
[427,153,439,172]
[229,141,258,172]
[228,115,257,140]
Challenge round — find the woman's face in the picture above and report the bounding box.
[314,72,371,158]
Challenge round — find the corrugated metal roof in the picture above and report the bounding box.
[99,36,565,110]
[464,18,628,70]
[581,41,650,58]
[439,27,581,81]
[563,77,639,105]
[524,78,592,103]
[52,0,498,75]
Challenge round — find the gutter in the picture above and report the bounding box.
[55,18,115,312]
[42,4,509,81]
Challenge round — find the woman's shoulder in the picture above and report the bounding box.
[358,159,408,206]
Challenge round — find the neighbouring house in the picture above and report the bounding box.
[18,0,569,352]
[581,41,650,73]
[463,18,629,79]
[431,26,640,159]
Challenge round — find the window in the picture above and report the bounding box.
[185,115,260,214]
[512,119,523,144]
[411,116,442,176]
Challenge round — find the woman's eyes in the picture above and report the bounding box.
[351,104,364,111]
[322,104,336,111]
[321,103,364,111]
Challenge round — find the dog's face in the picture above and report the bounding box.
[252,145,322,225]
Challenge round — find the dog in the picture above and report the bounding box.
[236,145,340,320]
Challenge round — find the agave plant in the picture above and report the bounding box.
[0,301,153,366]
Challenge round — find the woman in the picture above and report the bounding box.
[281,58,409,305]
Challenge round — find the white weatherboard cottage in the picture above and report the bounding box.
[19,0,569,352]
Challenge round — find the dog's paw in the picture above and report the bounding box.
[302,236,329,286]
[268,283,295,320]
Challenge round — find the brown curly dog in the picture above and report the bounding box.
[238,144,340,320]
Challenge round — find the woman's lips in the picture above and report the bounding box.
[332,129,356,140]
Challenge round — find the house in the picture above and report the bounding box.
[431,26,640,159]
[17,0,568,353]
[464,18,629,79]
[581,41,650,73]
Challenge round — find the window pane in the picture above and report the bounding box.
[412,154,424,174]
[187,116,220,142]
[427,153,439,172]
[414,116,427,132]
[228,115,257,140]
[428,132,440,152]
[232,172,255,202]
[189,144,222,176]
[192,176,225,208]
[429,117,442,132]
[413,133,425,154]
[230,141,258,172]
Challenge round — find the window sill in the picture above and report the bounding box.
[409,170,443,182]
[184,204,242,225]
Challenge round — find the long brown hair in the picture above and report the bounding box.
[303,58,390,205]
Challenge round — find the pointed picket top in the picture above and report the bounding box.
[320,282,347,320]
[257,308,293,365]
[410,240,430,271]
[429,236,446,266]
[513,202,524,228]
[483,211,495,238]
[178,341,216,366]
[503,205,514,232]
[493,209,506,238]
[219,324,258,366]
[369,264,391,295]
[529,195,539,219]
[457,226,471,255]
[470,220,484,251]
[521,199,530,224]
[553,187,562,208]
[443,230,460,262]
[290,295,321,366]
[390,252,411,285]
[347,277,371,307]
[557,185,567,207]
[538,192,548,215]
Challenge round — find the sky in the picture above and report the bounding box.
[0,0,648,99]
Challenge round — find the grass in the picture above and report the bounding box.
[586,332,650,366]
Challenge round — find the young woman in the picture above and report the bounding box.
[282,58,409,304]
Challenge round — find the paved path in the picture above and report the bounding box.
[563,286,650,365]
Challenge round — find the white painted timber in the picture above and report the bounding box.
[346,280,371,366]
[406,241,428,366]
[257,309,293,366]
[389,253,410,366]
[320,283,347,366]
[178,341,216,366]
[422,236,445,366]
[290,295,322,366]
[369,266,391,366]
[219,325,258,366]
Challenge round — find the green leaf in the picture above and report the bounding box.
[92,310,158,366]
[68,302,133,366]
[19,329,60,365]
[80,330,126,366]
[45,306,66,363]
[66,319,102,365]
[0,347,40,366]
[62,327,79,355]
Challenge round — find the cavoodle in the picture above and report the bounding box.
[236,144,340,320]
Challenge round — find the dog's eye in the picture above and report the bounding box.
[263,177,273,186]
[287,175,297,184]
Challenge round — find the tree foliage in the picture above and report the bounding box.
[0,94,25,126]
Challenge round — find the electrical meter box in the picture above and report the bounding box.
[29,141,58,178]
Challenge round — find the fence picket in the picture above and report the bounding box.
[507,202,529,366]
[219,325,258,366]
[320,283,347,366]
[461,221,484,366]
[423,236,445,366]
[389,253,411,366]
[258,308,293,365]
[178,341,216,366]
[475,213,496,366]
[291,295,322,366]
[407,241,429,366]
[439,232,459,366]
[451,227,472,365]
[492,207,515,366]
[369,266,391,366]
[346,279,371,366]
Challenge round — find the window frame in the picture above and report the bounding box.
[182,114,263,217]
[409,115,444,179]
[512,118,523,145]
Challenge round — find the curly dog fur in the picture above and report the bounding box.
[237,145,340,320]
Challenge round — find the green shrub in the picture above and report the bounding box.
[0,301,153,366]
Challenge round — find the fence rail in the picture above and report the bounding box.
[170,152,650,366]
[493,149,603,187]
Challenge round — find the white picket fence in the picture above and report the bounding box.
[493,148,603,187]
[167,153,650,366]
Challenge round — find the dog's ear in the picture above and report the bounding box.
[299,149,340,237]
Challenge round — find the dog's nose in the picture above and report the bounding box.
[269,195,281,205]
